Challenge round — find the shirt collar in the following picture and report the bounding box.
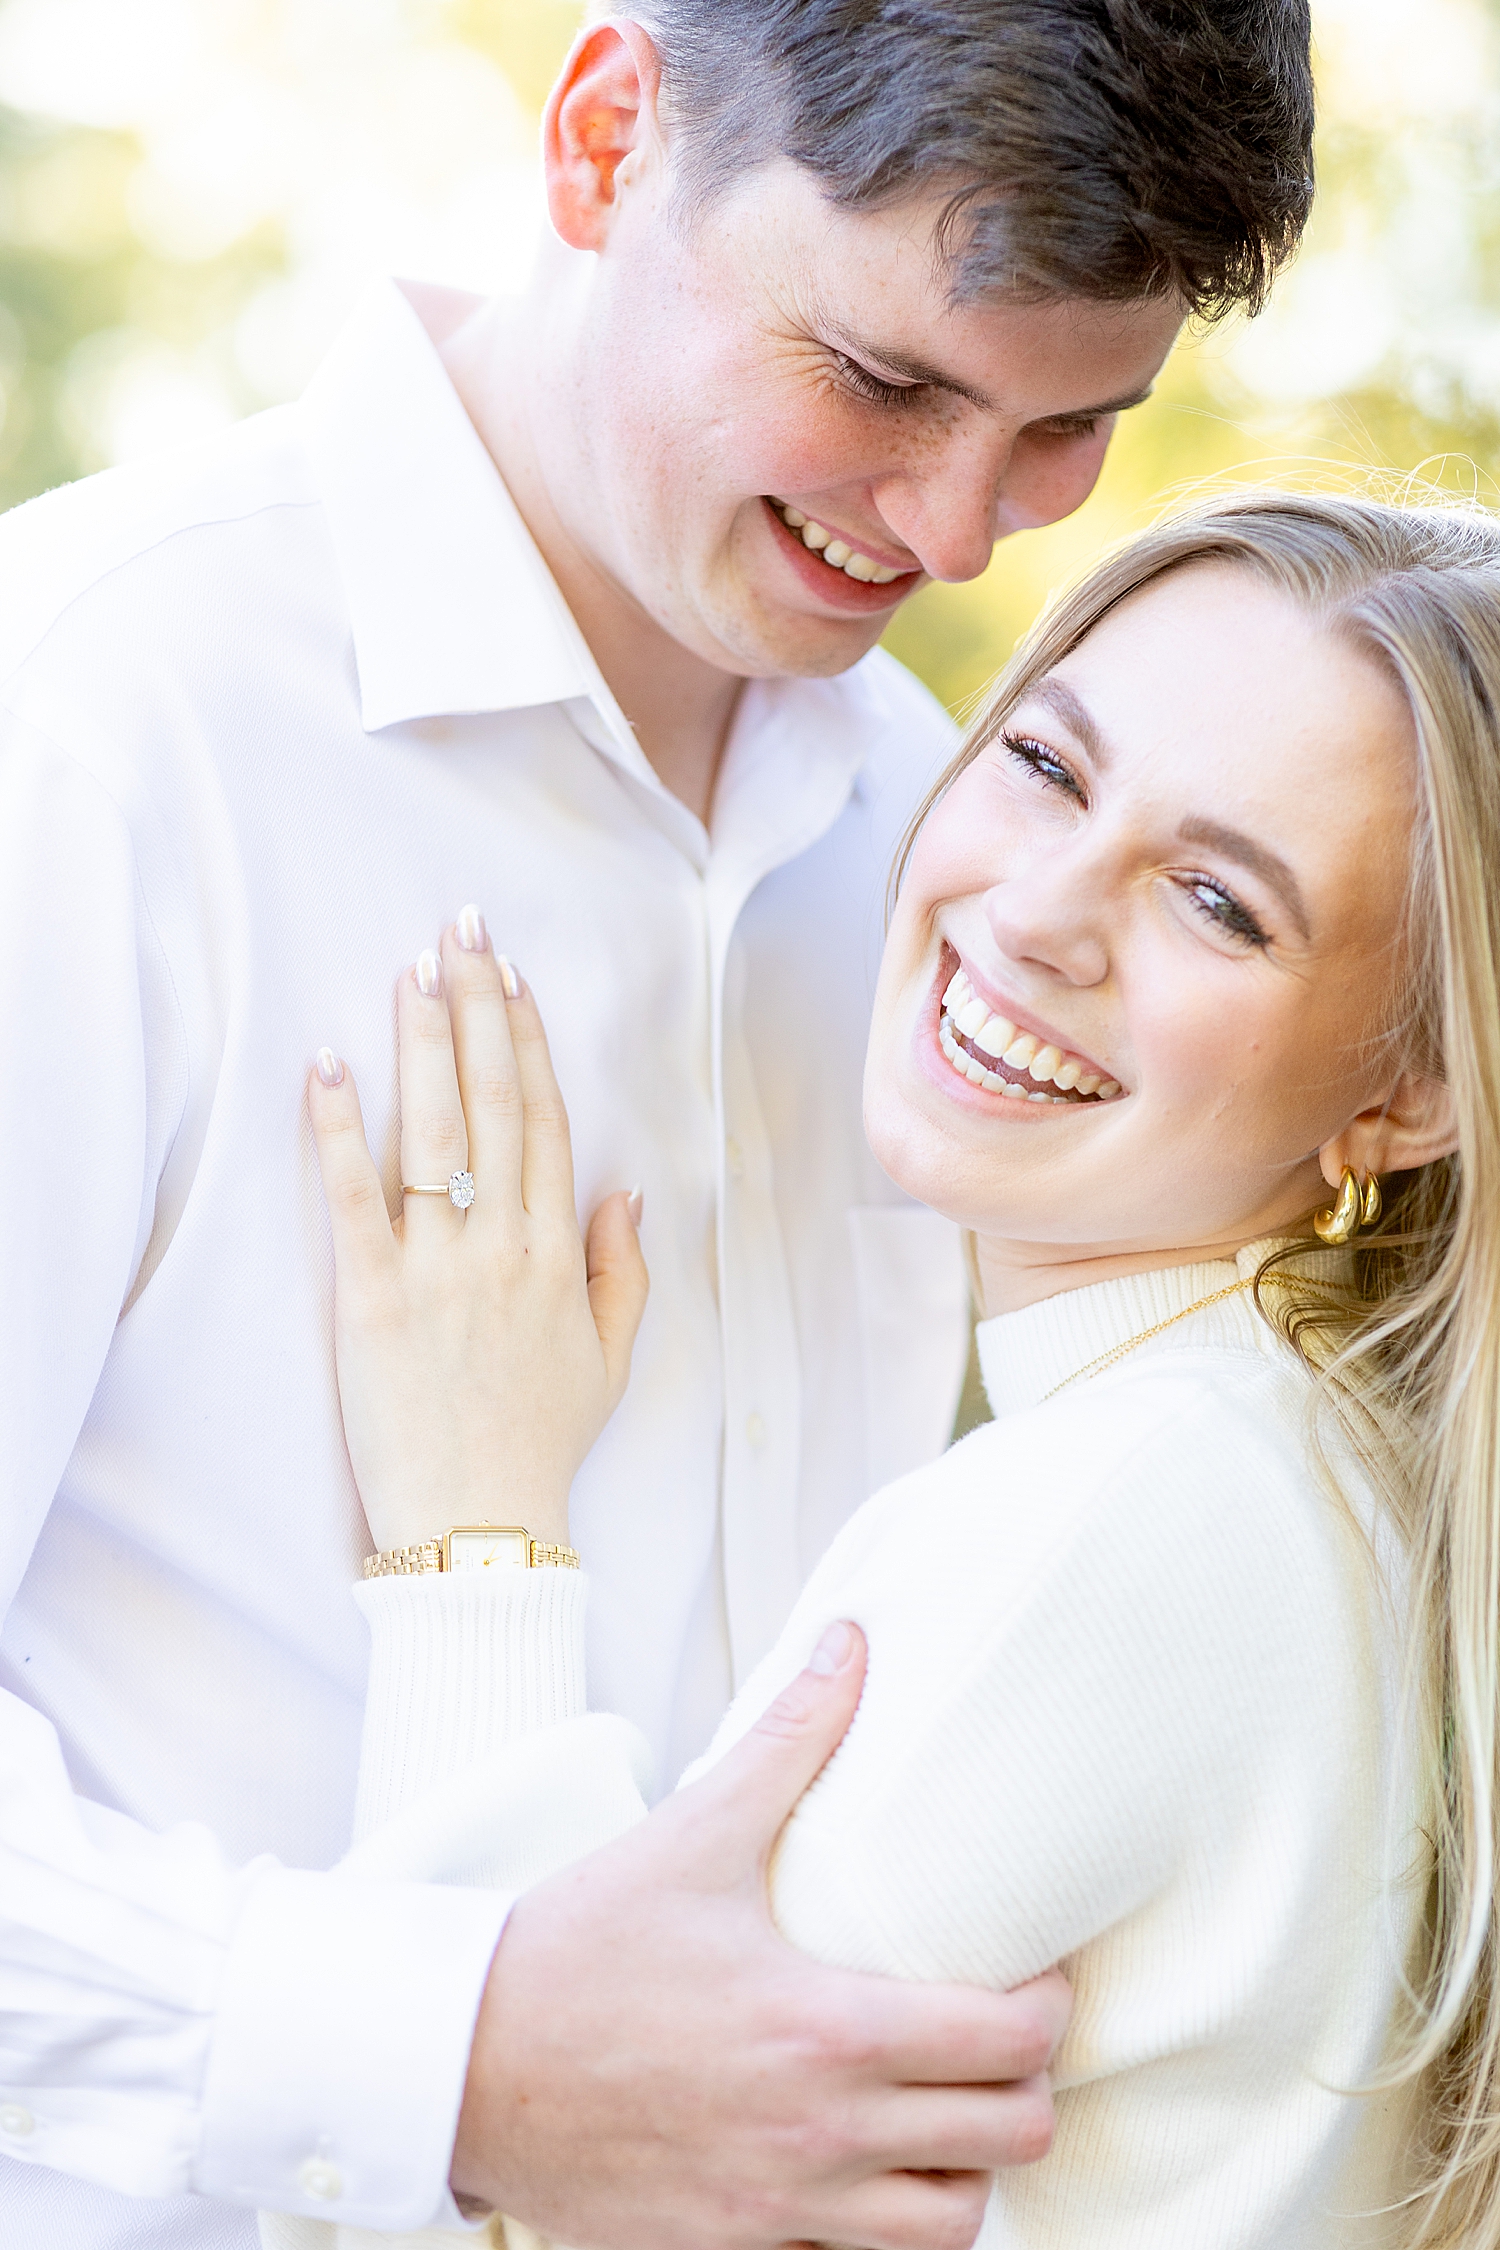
[975,1237,1332,1420]
[298,278,649,780]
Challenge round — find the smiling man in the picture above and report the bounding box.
[0,5,1312,2247]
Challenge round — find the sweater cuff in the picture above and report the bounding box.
[195,1865,506,2229]
[351,1569,589,1840]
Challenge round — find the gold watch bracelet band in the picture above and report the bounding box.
[363,1534,580,1578]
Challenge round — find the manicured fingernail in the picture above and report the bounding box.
[316,1047,344,1088]
[808,1620,856,1677]
[626,1185,643,1228]
[497,956,522,1000]
[416,949,442,997]
[456,903,487,953]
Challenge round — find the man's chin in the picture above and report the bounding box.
[703,594,902,682]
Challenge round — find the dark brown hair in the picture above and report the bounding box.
[651,0,1314,319]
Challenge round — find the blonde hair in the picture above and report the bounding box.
[899,490,1500,2243]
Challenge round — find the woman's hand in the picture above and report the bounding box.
[307,908,648,1557]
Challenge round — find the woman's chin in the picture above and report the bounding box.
[863,1089,994,1229]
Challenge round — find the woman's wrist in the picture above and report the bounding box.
[362,1486,574,1561]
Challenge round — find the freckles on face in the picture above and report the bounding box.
[864,564,1420,1252]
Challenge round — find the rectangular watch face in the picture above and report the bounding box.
[444,1526,530,1573]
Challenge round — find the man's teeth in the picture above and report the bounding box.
[938,966,1122,1103]
[775,500,902,584]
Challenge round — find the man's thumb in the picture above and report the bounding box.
[683,1622,867,1870]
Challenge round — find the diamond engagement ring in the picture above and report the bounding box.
[402,1172,475,1209]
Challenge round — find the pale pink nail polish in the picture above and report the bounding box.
[626,1186,644,1228]
[316,1047,344,1088]
[416,949,442,997]
[456,904,487,953]
[497,956,522,1000]
[808,1620,856,1677]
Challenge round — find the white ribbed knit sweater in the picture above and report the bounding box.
[264,1246,1423,2250]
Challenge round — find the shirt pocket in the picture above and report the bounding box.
[846,1205,970,1496]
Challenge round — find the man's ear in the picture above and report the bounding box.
[542,18,664,253]
[1318,1066,1459,1190]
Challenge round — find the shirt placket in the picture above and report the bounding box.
[702,704,870,1688]
[708,892,806,1687]
[573,686,868,1692]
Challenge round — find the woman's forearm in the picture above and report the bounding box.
[350,1567,591,1840]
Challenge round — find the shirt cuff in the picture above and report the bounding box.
[194,1865,508,2230]
[351,1568,589,1839]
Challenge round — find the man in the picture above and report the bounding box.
[0,3,1313,2245]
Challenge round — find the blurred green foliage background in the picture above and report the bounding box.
[0,0,1496,712]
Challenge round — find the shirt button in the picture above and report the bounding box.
[297,2157,343,2201]
[725,1136,745,1180]
[745,1411,766,1449]
[0,2105,34,2138]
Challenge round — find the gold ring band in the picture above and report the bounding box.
[401,1185,450,1196]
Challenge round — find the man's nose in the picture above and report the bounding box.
[873,434,1011,586]
[875,420,1118,584]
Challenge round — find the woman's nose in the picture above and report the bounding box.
[982,869,1111,988]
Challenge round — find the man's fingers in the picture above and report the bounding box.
[585,1191,650,1407]
[871,2075,1057,2172]
[397,952,468,1241]
[672,1623,867,1875]
[307,1053,396,1277]
[816,2166,993,2250]
[854,1966,1071,2089]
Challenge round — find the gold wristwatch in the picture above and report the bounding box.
[363,1525,580,1578]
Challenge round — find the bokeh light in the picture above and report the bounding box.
[0,0,1495,710]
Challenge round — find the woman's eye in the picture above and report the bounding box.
[833,353,922,410]
[1000,729,1087,804]
[1183,877,1269,950]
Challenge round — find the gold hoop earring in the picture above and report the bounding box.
[1314,1165,1379,1245]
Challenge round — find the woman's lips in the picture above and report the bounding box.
[935,958,1124,1104]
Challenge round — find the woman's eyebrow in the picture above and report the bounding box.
[1032,675,1113,763]
[1177,816,1311,940]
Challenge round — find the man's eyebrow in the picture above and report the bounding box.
[829,331,1155,421]
[1177,817,1312,941]
[1025,677,1312,939]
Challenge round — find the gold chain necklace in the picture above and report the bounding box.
[1040,1266,1348,1401]
[1041,1276,1258,1401]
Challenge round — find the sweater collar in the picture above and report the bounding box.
[976,1240,1330,1421]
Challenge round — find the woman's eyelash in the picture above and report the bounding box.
[1181,877,1269,950]
[1000,729,1087,801]
[833,353,922,410]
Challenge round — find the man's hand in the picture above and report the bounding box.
[453,1622,1069,2250]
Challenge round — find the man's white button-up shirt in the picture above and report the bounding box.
[0,280,966,2247]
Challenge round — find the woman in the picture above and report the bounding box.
[290,491,1500,2248]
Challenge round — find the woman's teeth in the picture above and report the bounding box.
[938,967,1122,1104]
[773,499,904,584]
